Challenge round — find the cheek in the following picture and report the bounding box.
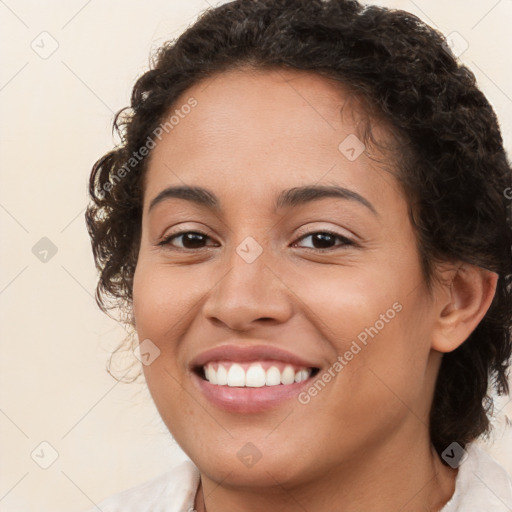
[132,260,205,400]
[132,260,197,340]
[292,262,404,343]
[132,262,199,433]
[295,256,433,401]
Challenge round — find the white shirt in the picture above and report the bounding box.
[84,444,512,512]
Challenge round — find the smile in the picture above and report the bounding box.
[201,361,317,387]
[189,343,322,412]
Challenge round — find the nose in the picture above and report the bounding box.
[201,245,294,332]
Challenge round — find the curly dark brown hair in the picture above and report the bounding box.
[85,0,512,459]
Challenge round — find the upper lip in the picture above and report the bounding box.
[190,344,321,370]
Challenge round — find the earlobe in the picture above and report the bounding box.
[431,264,498,353]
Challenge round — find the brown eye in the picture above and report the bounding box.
[158,231,218,250]
[294,231,354,251]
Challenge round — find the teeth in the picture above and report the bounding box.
[203,362,312,387]
[265,366,281,386]
[281,365,295,385]
[295,369,309,383]
[246,364,266,387]
[217,364,228,385]
[227,364,245,387]
[206,365,217,384]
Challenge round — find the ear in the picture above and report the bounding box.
[431,263,498,353]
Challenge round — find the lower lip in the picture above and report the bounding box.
[191,371,315,413]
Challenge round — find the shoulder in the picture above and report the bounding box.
[441,443,512,512]
[82,458,200,512]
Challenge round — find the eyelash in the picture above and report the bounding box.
[157,230,356,252]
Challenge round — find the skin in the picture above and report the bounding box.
[131,67,497,511]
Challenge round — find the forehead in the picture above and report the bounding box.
[143,67,399,209]
[161,66,363,147]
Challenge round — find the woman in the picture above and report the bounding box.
[85,0,512,510]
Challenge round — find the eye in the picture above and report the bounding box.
[157,229,355,252]
[292,231,355,251]
[157,231,219,250]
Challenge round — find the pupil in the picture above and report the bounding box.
[184,233,205,249]
[313,233,334,249]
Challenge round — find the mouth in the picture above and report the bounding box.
[193,361,320,388]
[189,344,323,413]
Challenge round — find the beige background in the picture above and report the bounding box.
[1,1,511,511]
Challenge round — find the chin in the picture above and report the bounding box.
[182,434,320,489]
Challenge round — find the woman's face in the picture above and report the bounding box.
[132,68,443,488]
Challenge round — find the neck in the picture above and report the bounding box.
[194,428,457,512]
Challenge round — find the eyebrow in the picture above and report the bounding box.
[148,184,377,215]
